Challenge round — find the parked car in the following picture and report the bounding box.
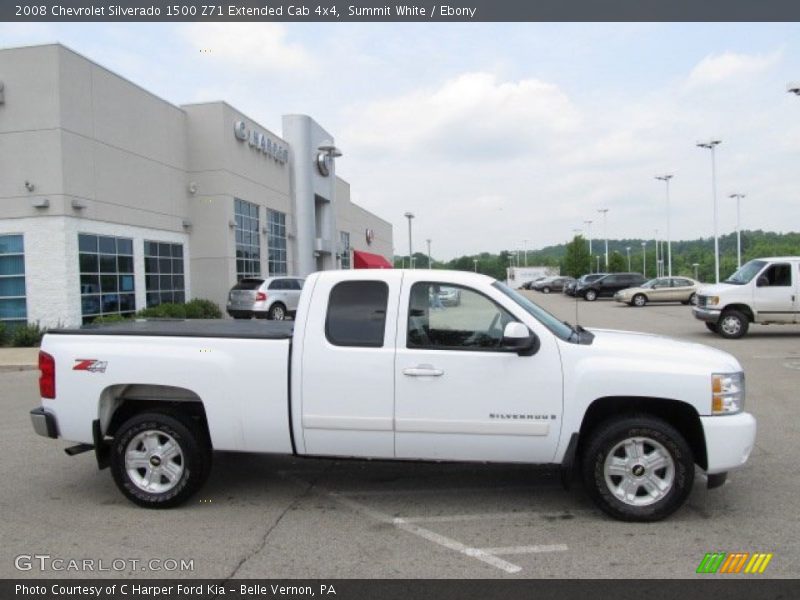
[577,272,647,301]
[564,273,607,296]
[614,277,701,307]
[693,256,800,339]
[437,286,462,306]
[226,276,304,320]
[533,276,575,294]
[32,269,755,521]
[520,277,547,290]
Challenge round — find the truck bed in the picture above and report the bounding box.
[48,319,295,339]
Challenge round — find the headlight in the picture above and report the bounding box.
[707,296,720,306]
[711,372,745,415]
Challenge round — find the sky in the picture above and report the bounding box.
[2,22,799,260]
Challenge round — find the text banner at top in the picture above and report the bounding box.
[5,0,800,22]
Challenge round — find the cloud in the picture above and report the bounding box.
[344,72,581,160]
[180,23,315,72]
[686,50,782,88]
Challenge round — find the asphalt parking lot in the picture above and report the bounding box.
[2,292,799,579]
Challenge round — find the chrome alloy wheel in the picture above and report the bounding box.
[603,436,675,507]
[720,314,742,337]
[125,430,184,494]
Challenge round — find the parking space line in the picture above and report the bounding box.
[279,471,568,575]
[396,510,589,524]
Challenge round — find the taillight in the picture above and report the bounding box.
[39,351,56,399]
[255,291,267,302]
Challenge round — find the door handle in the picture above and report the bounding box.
[403,365,444,377]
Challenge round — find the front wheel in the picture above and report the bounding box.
[718,310,749,339]
[581,416,694,522]
[110,412,211,508]
[542,287,551,294]
[632,294,647,307]
[584,289,598,302]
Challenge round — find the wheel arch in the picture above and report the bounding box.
[721,303,755,322]
[577,396,707,470]
[99,384,211,446]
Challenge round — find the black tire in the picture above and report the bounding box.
[718,309,749,339]
[111,412,211,509]
[707,472,728,490]
[705,322,718,333]
[542,287,551,294]
[683,293,697,306]
[632,294,647,307]
[584,289,598,302]
[268,303,287,321]
[581,415,694,522]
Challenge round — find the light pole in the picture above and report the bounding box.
[626,246,631,271]
[596,255,600,272]
[473,259,478,273]
[654,229,659,277]
[641,242,646,276]
[523,239,529,267]
[584,220,593,258]
[655,174,674,277]
[697,140,722,283]
[693,262,700,281]
[788,82,800,96]
[426,238,432,269]
[403,212,415,269]
[729,193,745,269]
[598,208,609,269]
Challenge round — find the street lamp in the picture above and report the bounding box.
[693,262,700,281]
[729,194,745,269]
[584,220,593,257]
[641,242,646,276]
[523,239,529,267]
[426,238,432,269]
[788,82,800,96]
[696,139,722,283]
[654,229,659,277]
[626,246,631,271]
[598,208,609,269]
[655,174,674,277]
[473,259,478,273]
[596,255,600,272]
[403,212,415,269]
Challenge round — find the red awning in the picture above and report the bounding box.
[353,250,393,269]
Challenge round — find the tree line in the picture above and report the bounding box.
[394,230,800,282]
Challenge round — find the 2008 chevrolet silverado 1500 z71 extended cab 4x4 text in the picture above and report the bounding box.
[30,270,756,521]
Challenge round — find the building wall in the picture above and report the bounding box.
[0,43,394,327]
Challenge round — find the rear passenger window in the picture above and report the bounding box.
[326,281,389,347]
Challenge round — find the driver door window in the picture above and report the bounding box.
[408,283,512,350]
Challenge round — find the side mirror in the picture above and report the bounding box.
[502,322,540,356]
[756,276,769,287]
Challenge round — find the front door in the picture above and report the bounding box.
[753,262,795,323]
[394,280,563,463]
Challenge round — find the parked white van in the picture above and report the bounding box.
[693,257,800,338]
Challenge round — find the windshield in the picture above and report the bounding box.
[724,260,766,285]
[640,279,659,289]
[493,281,574,341]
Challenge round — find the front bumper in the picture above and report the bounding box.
[692,306,722,323]
[701,412,757,474]
[30,407,58,439]
[613,292,629,303]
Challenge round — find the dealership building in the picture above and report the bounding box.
[0,44,393,329]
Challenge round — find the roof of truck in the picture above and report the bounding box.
[48,319,295,339]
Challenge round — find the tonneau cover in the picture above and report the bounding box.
[47,319,294,340]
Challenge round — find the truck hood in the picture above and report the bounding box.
[585,327,742,373]
[696,283,742,296]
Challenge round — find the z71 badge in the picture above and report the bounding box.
[73,359,108,373]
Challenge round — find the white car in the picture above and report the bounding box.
[615,277,701,307]
[31,269,755,521]
[693,257,800,338]
[226,276,304,320]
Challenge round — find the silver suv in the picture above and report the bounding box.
[226,277,304,320]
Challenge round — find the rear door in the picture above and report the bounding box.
[753,262,795,323]
[298,272,400,458]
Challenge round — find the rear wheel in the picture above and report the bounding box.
[110,412,211,508]
[632,294,647,307]
[718,310,749,339]
[542,287,551,294]
[581,415,694,522]
[584,289,598,302]
[268,303,287,321]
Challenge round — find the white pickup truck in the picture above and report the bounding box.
[693,256,800,339]
[31,269,756,521]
